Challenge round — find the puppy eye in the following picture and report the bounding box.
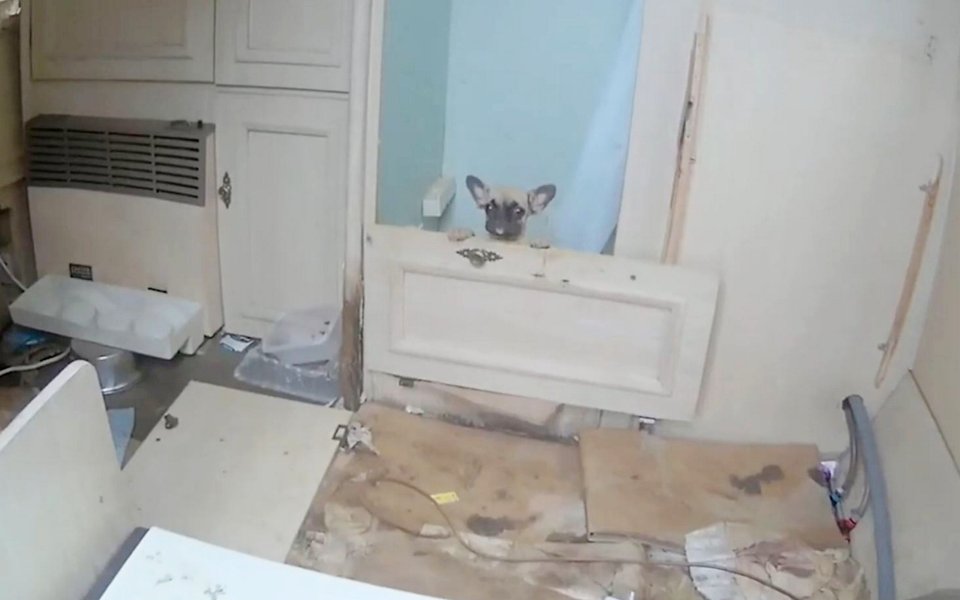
[514,206,525,216]
[485,203,495,213]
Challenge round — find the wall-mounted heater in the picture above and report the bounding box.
[22,114,222,343]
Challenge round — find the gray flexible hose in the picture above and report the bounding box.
[844,395,894,600]
[841,406,859,495]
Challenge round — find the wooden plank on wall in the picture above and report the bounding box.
[0,21,23,188]
[875,158,944,387]
[914,153,960,466]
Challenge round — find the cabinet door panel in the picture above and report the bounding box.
[31,0,214,81]
[216,91,348,337]
[216,0,352,91]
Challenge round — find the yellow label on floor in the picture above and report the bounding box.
[430,491,460,505]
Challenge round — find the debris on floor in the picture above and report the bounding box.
[288,405,862,599]
[163,413,179,430]
[685,523,865,600]
[107,407,134,465]
[579,429,845,551]
[0,384,33,432]
[344,423,378,455]
[219,333,256,353]
[233,343,340,405]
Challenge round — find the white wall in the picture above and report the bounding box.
[861,131,960,598]
[914,157,960,463]
[619,0,960,451]
[851,374,960,600]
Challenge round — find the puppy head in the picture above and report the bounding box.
[466,175,556,241]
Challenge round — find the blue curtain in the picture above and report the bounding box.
[551,0,644,253]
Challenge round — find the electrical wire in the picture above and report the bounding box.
[0,348,70,378]
[370,478,803,600]
[0,254,27,292]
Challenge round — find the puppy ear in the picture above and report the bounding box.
[528,184,557,214]
[466,175,490,207]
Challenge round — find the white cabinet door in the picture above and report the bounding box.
[30,0,214,82]
[216,0,353,92]
[217,90,348,337]
[364,226,719,420]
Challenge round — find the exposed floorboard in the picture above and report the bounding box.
[286,404,700,600]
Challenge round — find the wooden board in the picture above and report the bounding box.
[364,225,718,421]
[875,158,944,387]
[0,25,23,188]
[99,527,442,600]
[580,429,844,550]
[0,361,135,600]
[124,382,350,562]
[914,157,960,465]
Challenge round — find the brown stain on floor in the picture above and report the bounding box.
[466,514,536,537]
[729,464,786,495]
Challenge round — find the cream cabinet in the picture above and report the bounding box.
[24,0,355,339]
[215,91,349,337]
[30,0,215,82]
[215,0,353,91]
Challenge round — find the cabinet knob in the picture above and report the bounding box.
[218,172,232,209]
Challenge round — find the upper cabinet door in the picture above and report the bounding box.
[215,0,353,92]
[31,0,215,82]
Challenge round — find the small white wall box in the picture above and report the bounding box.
[10,275,204,359]
[25,115,223,336]
[421,176,456,219]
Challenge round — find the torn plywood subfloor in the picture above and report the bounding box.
[287,405,861,599]
[685,523,865,600]
[286,404,699,600]
[0,385,32,431]
[579,429,845,551]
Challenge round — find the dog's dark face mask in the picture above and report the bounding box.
[466,175,556,242]
[483,199,526,240]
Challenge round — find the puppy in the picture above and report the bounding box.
[447,175,557,247]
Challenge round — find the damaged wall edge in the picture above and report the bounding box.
[342,0,372,411]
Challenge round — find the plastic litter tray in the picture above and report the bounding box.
[261,307,341,366]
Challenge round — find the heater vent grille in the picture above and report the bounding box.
[26,115,213,206]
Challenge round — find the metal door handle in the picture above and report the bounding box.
[457,248,502,268]
[218,172,232,208]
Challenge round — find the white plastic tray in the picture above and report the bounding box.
[261,307,341,366]
[10,275,204,359]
